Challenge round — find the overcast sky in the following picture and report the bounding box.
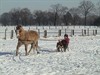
[0,0,99,15]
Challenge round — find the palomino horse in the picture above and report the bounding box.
[15,25,39,56]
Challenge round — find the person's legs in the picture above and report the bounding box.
[63,45,68,52]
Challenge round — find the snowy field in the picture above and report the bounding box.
[0,26,100,75]
[0,35,100,75]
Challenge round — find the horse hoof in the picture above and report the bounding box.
[37,52,40,54]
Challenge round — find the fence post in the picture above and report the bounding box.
[73,26,75,28]
[84,30,86,36]
[93,30,97,36]
[28,27,30,30]
[10,30,14,39]
[44,30,47,38]
[79,26,80,28]
[95,30,97,35]
[4,28,7,40]
[82,29,84,36]
[36,26,38,29]
[49,25,50,29]
[55,26,57,29]
[62,26,63,29]
[38,29,40,36]
[71,30,74,36]
[58,30,61,36]
[65,29,66,34]
[43,26,44,29]
[67,26,69,28]
[93,30,95,36]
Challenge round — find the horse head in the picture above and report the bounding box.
[15,24,23,38]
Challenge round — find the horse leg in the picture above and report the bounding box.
[57,47,60,52]
[61,46,63,52]
[60,47,62,52]
[34,41,39,54]
[25,44,28,56]
[27,43,33,55]
[16,41,22,56]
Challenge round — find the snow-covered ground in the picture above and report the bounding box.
[0,35,100,75]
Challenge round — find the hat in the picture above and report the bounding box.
[64,34,68,37]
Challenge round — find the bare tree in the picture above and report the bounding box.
[34,11,49,25]
[46,12,55,25]
[50,4,68,25]
[20,8,31,25]
[9,8,31,25]
[69,8,80,16]
[9,8,21,25]
[33,10,43,26]
[79,0,95,25]
[0,13,11,26]
[50,4,62,25]
[63,12,73,25]
[59,6,68,25]
[69,8,81,25]
[60,6,68,15]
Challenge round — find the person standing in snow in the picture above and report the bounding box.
[61,34,70,52]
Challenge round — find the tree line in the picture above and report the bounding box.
[0,0,100,26]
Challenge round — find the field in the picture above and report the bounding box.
[0,26,100,75]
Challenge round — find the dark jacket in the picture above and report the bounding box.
[61,37,69,45]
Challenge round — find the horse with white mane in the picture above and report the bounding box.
[15,25,39,56]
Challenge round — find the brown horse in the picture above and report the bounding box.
[15,25,39,56]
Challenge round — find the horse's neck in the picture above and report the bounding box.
[20,29,24,34]
[19,29,26,40]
